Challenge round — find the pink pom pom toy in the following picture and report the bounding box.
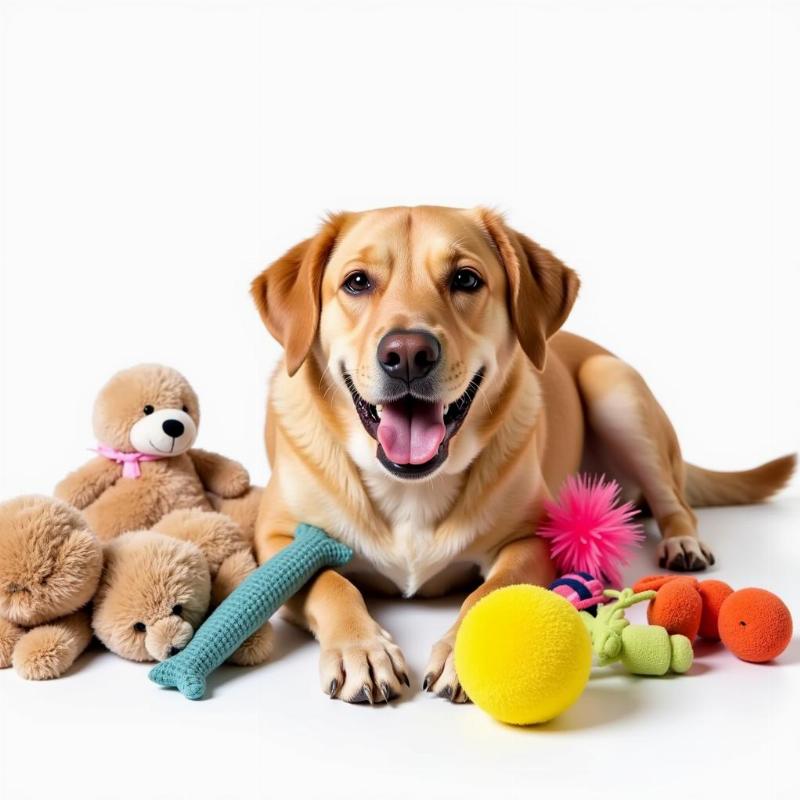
[539,474,644,588]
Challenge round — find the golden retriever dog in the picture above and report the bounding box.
[250,206,795,704]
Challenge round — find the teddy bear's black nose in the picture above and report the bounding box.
[162,419,185,438]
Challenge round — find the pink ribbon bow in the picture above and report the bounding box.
[94,444,164,479]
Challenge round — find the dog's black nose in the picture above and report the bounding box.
[162,419,185,438]
[377,329,441,383]
[169,646,182,657]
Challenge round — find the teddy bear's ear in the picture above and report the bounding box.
[250,213,346,377]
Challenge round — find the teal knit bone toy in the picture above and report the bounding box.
[149,523,352,700]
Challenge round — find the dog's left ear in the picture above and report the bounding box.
[250,214,345,376]
[479,209,580,371]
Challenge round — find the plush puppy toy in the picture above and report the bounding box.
[92,509,272,665]
[0,496,102,679]
[55,364,255,541]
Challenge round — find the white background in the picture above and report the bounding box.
[0,1,798,798]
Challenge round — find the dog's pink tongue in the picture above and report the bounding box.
[377,399,446,465]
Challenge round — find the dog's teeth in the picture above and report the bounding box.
[444,404,450,415]
[376,404,383,413]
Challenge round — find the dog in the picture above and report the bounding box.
[250,205,795,704]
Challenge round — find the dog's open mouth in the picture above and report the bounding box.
[343,367,485,479]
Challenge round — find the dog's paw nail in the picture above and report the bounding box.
[438,685,453,700]
[363,683,374,705]
[686,552,706,571]
[329,679,339,698]
[401,672,411,687]
[669,553,687,571]
[380,682,392,703]
[422,673,434,692]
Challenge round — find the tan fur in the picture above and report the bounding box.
[54,363,253,540]
[11,611,94,681]
[92,531,211,662]
[92,513,272,664]
[208,486,263,541]
[250,205,795,703]
[0,496,101,679]
[684,456,797,508]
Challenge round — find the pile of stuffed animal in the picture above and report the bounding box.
[0,363,272,680]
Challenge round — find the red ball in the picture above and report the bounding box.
[646,577,702,640]
[719,588,793,663]
[697,580,734,641]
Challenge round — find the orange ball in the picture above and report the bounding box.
[697,580,734,641]
[719,588,793,663]
[646,577,702,640]
[633,574,679,593]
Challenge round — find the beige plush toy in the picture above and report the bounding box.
[92,508,273,665]
[0,496,102,679]
[55,363,256,541]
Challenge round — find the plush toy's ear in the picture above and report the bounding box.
[478,209,580,371]
[250,214,345,376]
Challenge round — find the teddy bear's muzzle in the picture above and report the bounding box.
[144,617,195,661]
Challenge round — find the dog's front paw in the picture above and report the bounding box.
[320,626,409,704]
[423,635,469,704]
[658,536,715,571]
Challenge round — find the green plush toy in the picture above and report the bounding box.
[581,588,694,676]
[149,523,352,700]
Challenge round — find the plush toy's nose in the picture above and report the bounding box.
[145,617,194,661]
[162,419,185,438]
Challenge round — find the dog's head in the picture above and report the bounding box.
[252,206,579,481]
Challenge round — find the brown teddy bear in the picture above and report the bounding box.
[0,495,103,679]
[92,508,272,665]
[54,363,257,541]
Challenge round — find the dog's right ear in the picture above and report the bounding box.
[250,214,345,376]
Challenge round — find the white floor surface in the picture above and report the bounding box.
[1,499,798,800]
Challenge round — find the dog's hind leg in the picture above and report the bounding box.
[577,354,713,571]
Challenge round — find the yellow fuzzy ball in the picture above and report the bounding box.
[454,585,592,725]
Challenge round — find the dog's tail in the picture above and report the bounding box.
[684,454,797,508]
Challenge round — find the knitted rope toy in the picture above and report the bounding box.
[581,588,694,676]
[149,524,352,700]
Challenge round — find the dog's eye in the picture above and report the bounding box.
[133,622,146,633]
[172,604,183,616]
[342,271,372,295]
[181,405,188,413]
[451,268,483,293]
[143,405,155,415]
